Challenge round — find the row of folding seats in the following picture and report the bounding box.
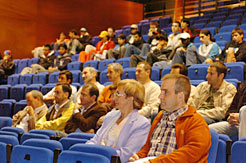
[0,100,27,117]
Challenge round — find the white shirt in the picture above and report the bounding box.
[44,84,77,102]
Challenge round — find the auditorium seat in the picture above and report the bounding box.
[10,84,27,101]
[0,85,10,101]
[25,84,43,93]
[122,68,136,80]
[70,70,81,83]
[100,70,109,84]
[7,74,20,86]
[13,100,27,115]
[83,60,99,69]
[116,57,130,68]
[17,58,29,73]
[218,25,237,33]
[98,59,115,72]
[225,62,245,82]
[27,58,39,67]
[41,83,56,95]
[0,117,12,129]
[33,72,48,85]
[48,71,60,83]
[67,61,82,71]
[0,101,13,117]
[214,32,232,42]
[20,133,50,144]
[59,137,87,150]
[19,73,33,85]
[188,64,209,80]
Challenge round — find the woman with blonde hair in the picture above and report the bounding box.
[87,79,150,163]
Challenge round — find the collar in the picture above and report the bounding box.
[34,104,46,114]
[80,102,97,113]
[55,100,69,110]
[162,105,188,121]
[204,80,226,94]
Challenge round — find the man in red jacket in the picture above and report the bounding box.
[129,74,211,163]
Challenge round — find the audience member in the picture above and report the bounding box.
[129,74,211,163]
[129,35,170,67]
[12,90,48,132]
[87,79,150,163]
[36,83,75,132]
[124,31,145,57]
[44,70,77,103]
[180,18,200,42]
[76,67,104,103]
[107,34,127,59]
[107,27,117,44]
[0,50,15,79]
[127,24,139,44]
[197,29,221,64]
[166,21,182,51]
[65,83,107,134]
[136,62,161,119]
[53,32,70,50]
[219,28,246,63]
[78,31,115,62]
[209,81,246,139]
[188,62,237,124]
[78,27,92,51]
[21,44,56,75]
[67,29,83,55]
[171,32,197,67]
[98,63,123,107]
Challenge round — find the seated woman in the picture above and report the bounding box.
[197,29,221,64]
[86,79,150,163]
[78,31,115,62]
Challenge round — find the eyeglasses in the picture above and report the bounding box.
[114,92,126,97]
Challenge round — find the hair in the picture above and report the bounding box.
[69,29,78,35]
[161,74,191,103]
[209,61,227,78]
[118,79,145,110]
[200,29,215,42]
[174,21,181,27]
[56,82,72,98]
[150,21,159,27]
[59,70,73,84]
[108,27,115,32]
[133,31,142,37]
[58,43,68,50]
[181,18,190,27]
[83,67,97,77]
[44,44,51,50]
[137,61,152,77]
[108,63,124,76]
[232,28,244,36]
[82,83,99,101]
[171,63,188,76]
[29,90,44,102]
[117,34,126,40]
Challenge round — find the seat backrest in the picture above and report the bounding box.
[58,150,109,163]
[0,142,7,163]
[208,128,219,163]
[59,137,87,150]
[1,127,25,135]
[0,85,9,101]
[70,144,117,161]
[216,134,230,163]
[20,133,50,144]
[0,135,19,146]
[122,68,136,80]
[0,102,13,117]
[0,117,12,129]
[67,132,95,140]
[22,138,63,151]
[29,129,57,137]
[10,145,54,163]
[231,141,246,163]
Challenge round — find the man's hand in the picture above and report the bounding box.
[96,115,105,128]
[27,106,34,116]
[129,153,139,162]
[227,113,239,125]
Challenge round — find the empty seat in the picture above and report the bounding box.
[17,59,29,73]
[206,21,222,28]
[216,134,231,163]
[216,40,227,48]
[122,68,136,80]
[0,135,19,146]
[219,25,237,33]
[10,145,54,163]
[0,85,10,101]
[41,83,56,95]
[208,129,219,163]
[0,117,12,129]
[98,59,115,72]
[10,84,27,101]
[59,137,87,150]
[225,62,245,81]
[0,101,13,117]
[58,150,109,163]
[70,70,81,83]
[33,72,48,85]
[67,132,95,140]
[116,57,130,68]
[151,67,160,81]
[161,66,171,78]
[67,61,82,71]
[83,60,99,69]
[214,32,232,43]
[7,74,20,86]
[13,101,27,115]
[159,17,171,28]
[1,127,24,135]
[23,138,62,152]
[188,64,209,80]
[19,73,33,85]
[27,58,39,67]
[48,71,60,83]
[141,22,150,35]
[231,141,246,163]
[20,133,50,144]
[222,19,239,26]
[29,129,57,138]
[72,54,80,62]
[25,84,43,93]
[100,70,109,84]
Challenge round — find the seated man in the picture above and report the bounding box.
[0,50,15,80]
[107,27,117,44]
[107,34,127,59]
[12,90,48,132]
[124,31,145,58]
[67,29,83,55]
[129,74,211,162]
[180,18,200,42]
[36,83,75,132]
[98,63,123,106]
[127,24,139,44]
[136,62,161,119]
[189,62,237,124]
[219,28,246,63]
[44,70,77,103]
[78,27,92,51]
[209,80,246,139]
[76,67,104,103]
[65,83,107,134]
[166,21,182,51]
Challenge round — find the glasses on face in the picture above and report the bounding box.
[114,92,126,97]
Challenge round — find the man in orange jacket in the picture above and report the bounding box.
[129,74,211,163]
